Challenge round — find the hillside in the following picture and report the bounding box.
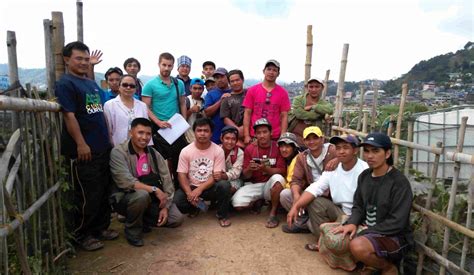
[383,42,474,95]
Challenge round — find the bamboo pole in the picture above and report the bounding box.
[344,112,350,128]
[360,112,368,158]
[404,120,414,176]
[7,31,20,131]
[333,44,349,127]
[394,83,408,166]
[387,115,395,136]
[304,25,313,87]
[43,19,55,99]
[370,82,379,132]
[416,242,470,275]
[440,116,468,275]
[0,96,61,112]
[356,84,365,131]
[321,69,330,100]
[416,142,443,275]
[76,0,83,42]
[460,173,473,269]
[52,12,65,81]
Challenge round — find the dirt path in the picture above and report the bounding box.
[68,209,349,274]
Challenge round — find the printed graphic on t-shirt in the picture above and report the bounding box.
[189,157,215,183]
[85,92,104,114]
[365,206,377,227]
[254,102,278,119]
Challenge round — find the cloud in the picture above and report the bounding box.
[418,0,473,38]
[231,0,294,18]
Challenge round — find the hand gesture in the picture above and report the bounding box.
[77,143,91,162]
[287,206,303,228]
[191,105,200,113]
[158,120,172,129]
[325,158,340,172]
[213,171,222,181]
[157,208,168,226]
[330,224,357,240]
[155,189,168,209]
[89,50,103,66]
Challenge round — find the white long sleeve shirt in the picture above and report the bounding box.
[305,158,369,215]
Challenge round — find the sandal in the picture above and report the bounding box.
[265,216,279,228]
[304,243,319,252]
[98,229,119,241]
[218,218,232,227]
[80,236,104,251]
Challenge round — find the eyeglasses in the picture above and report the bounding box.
[121,83,136,89]
[265,92,272,104]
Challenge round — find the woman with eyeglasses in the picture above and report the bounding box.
[104,75,150,146]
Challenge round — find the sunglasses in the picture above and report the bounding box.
[121,83,136,89]
[265,92,271,104]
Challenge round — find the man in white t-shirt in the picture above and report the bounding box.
[174,117,232,227]
[287,134,368,250]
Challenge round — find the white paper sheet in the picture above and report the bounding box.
[157,113,190,145]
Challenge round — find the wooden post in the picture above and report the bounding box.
[370,82,379,132]
[7,31,20,132]
[387,115,395,136]
[356,84,365,131]
[76,0,83,42]
[344,112,350,128]
[321,69,330,100]
[43,19,55,99]
[394,83,408,166]
[416,142,443,275]
[360,112,368,158]
[52,12,65,81]
[404,120,414,176]
[334,44,349,127]
[304,25,313,87]
[440,116,468,275]
[460,172,473,269]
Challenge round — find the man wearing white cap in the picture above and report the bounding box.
[288,77,333,145]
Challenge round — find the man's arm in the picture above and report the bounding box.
[242,108,252,144]
[280,111,288,134]
[179,95,187,118]
[287,191,315,228]
[87,49,103,80]
[204,96,222,117]
[313,100,334,115]
[223,117,238,128]
[142,96,171,128]
[292,95,320,120]
[63,112,91,162]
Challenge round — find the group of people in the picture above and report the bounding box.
[55,40,413,274]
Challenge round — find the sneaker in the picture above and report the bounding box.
[97,229,119,241]
[125,235,144,247]
[281,224,311,234]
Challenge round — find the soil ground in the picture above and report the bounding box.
[67,207,350,274]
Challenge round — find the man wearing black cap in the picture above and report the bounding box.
[203,67,231,144]
[332,132,413,274]
[242,59,291,144]
[288,77,333,145]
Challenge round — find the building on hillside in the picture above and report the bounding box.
[422,81,436,91]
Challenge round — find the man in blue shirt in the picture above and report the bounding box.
[142,52,189,188]
[204,67,231,144]
[55,41,118,251]
[176,55,192,96]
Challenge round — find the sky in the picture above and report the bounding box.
[0,0,472,82]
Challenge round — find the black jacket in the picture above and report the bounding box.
[347,167,413,240]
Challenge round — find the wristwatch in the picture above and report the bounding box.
[151,186,158,193]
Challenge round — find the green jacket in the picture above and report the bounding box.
[289,94,334,129]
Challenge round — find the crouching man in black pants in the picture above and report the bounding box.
[110,118,184,246]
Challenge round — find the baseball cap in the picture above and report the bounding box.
[265,59,280,69]
[105,67,123,80]
[190,78,205,86]
[253,118,272,131]
[303,126,323,139]
[308,77,324,87]
[177,55,192,67]
[213,67,228,77]
[278,132,300,148]
[329,134,360,147]
[221,125,239,137]
[360,132,392,149]
[204,76,216,84]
